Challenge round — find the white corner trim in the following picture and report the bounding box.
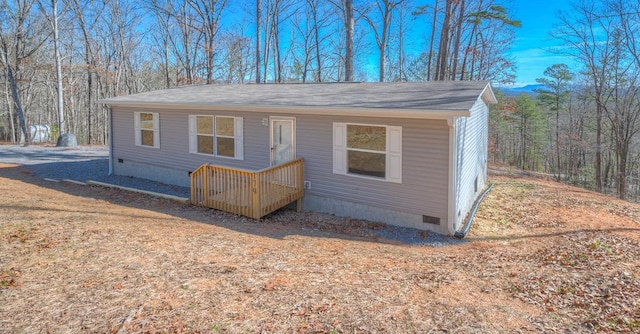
[447,117,458,235]
[108,107,113,176]
[447,116,457,128]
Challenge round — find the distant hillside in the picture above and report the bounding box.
[498,84,545,97]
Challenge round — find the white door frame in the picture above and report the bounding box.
[269,116,296,166]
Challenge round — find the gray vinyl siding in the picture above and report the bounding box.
[296,115,449,221]
[112,107,450,223]
[454,97,489,227]
[111,106,269,176]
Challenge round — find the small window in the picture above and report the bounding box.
[134,112,159,148]
[189,115,243,159]
[333,122,402,183]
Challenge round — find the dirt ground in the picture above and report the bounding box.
[1,163,639,333]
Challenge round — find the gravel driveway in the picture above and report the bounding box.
[0,144,190,198]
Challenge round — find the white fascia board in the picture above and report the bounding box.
[480,83,498,105]
[101,101,472,119]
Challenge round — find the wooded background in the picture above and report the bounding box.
[1,0,640,201]
[490,1,640,201]
[0,0,520,145]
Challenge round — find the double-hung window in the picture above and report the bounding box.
[333,122,402,183]
[134,112,160,148]
[189,115,243,159]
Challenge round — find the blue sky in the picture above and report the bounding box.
[509,1,576,86]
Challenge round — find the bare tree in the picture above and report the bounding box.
[344,0,353,81]
[2,57,16,142]
[38,0,66,138]
[328,0,355,81]
[412,0,439,81]
[361,0,404,82]
[291,3,315,82]
[70,0,106,143]
[187,0,228,84]
[554,1,614,193]
[448,0,464,80]
[147,0,174,89]
[220,29,252,83]
[255,0,261,83]
[0,0,48,144]
[173,0,201,84]
[391,0,414,81]
[433,0,452,81]
[291,0,333,82]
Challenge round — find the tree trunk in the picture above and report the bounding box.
[5,63,30,144]
[379,33,386,83]
[596,100,603,192]
[426,0,439,81]
[460,0,481,80]
[3,61,16,143]
[312,0,322,82]
[555,98,561,180]
[435,0,452,81]
[273,9,281,83]
[256,0,261,83]
[262,8,271,83]
[87,53,93,143]
[159,36,168,86]
[345,0,354,82]
[51,0,65,136]
[449,0,464,80]
[73,0,95,143]
[618,143,627,199]
[397,2,405,81]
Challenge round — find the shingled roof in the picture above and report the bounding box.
[100,81,496,118]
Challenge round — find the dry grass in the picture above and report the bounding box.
[1,164,639,333]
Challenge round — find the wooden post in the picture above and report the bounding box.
[251,172,260,219]
[203,165,209,207]
[190,169,195,205]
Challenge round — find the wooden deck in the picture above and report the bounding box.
[190,158,304,219]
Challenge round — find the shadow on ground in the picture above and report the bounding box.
[1,161,463,247]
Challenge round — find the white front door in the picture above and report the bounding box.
[270,117,295,166]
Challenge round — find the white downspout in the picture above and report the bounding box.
[108,106,113,175]
[447,116,457,235]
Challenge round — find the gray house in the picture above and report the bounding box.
[100,81,496,235]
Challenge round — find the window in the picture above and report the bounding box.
[333,122,402,183]
[134,112,159,148]
[189,115,243,159]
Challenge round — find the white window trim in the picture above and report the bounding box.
[333,122,402,183]
[134,112,160,149]
[189,114,243,160]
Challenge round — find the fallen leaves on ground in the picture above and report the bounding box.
[1,165,639,332]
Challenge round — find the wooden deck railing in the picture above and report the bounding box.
[190,158,304,219]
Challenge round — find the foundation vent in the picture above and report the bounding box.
[422,215,440,225]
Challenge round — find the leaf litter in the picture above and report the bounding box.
[1,165,639,332]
